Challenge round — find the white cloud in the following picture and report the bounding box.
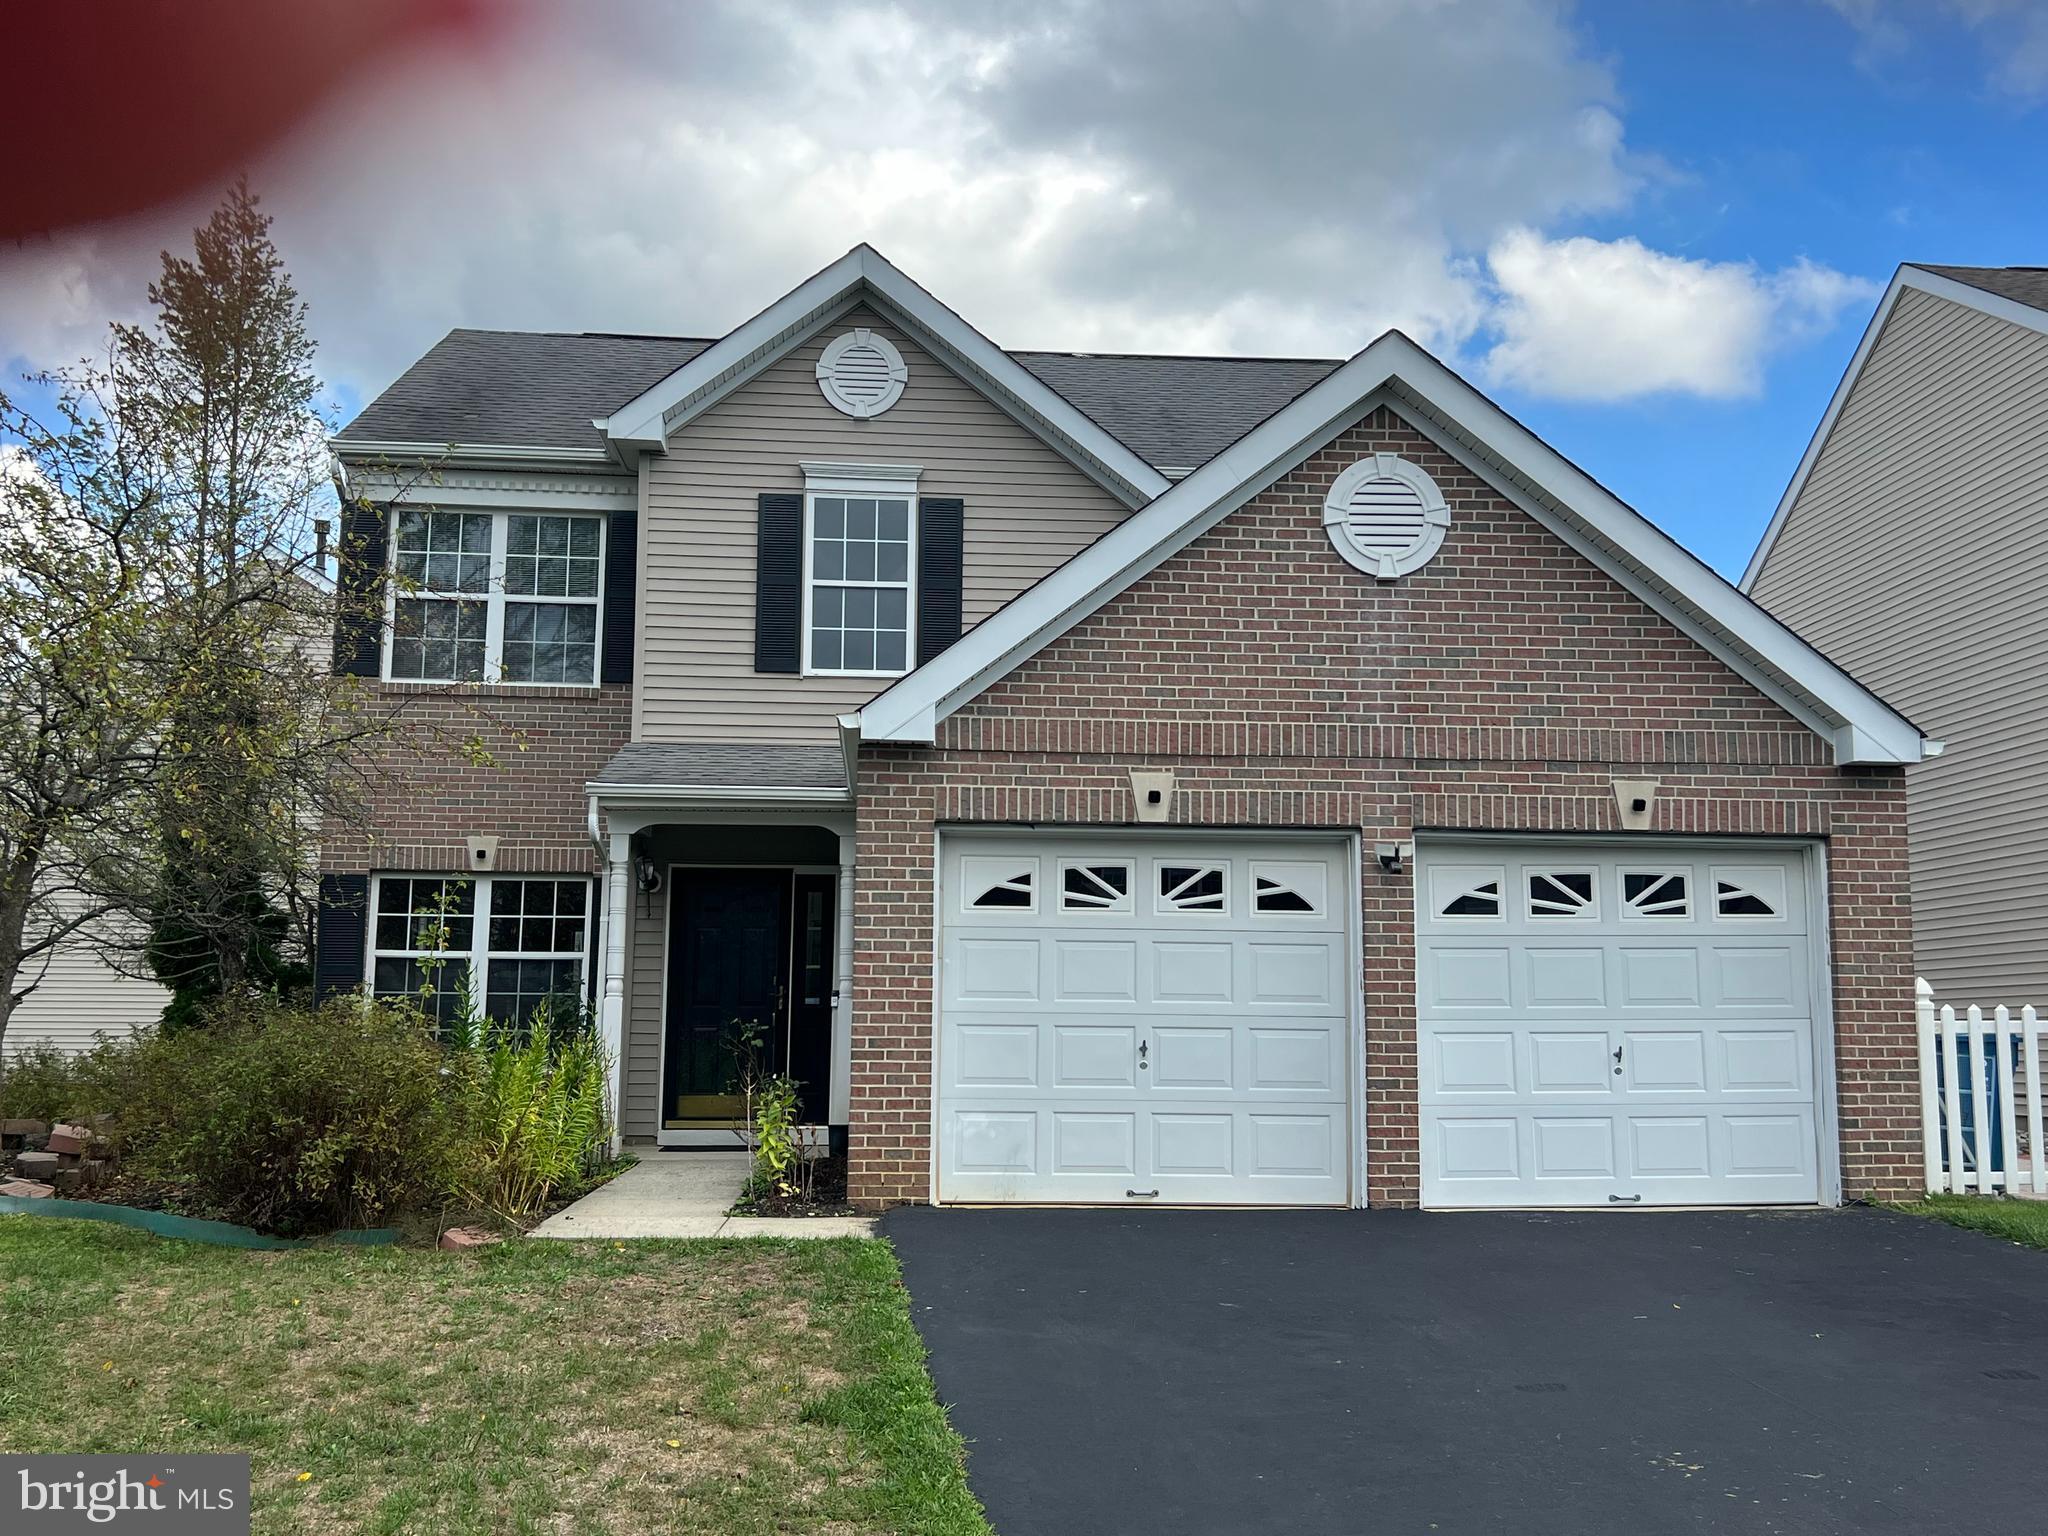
[0,0,1863,412]
[1480,230,1876,402]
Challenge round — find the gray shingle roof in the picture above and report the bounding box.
[335,330,712,455]
[335,328,1342,471]
[590,741,847,793]
[1912,264,2048,314]
[1013,351,1340,469]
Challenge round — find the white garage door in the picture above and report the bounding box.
[938,834,1353,1206]
[1417,841,1824,1209]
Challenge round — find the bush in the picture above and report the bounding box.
[0,1043,84,1122]
[113,998,466,1235]
[0,1035,146,1124]
[449,998,611,1222]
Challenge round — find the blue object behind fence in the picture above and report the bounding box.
[1936,1031,2010,1175]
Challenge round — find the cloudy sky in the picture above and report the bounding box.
[4,0,2045,574]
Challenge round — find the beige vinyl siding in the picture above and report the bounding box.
[637,305,1133,742]
[1751,285,2048,999]
[5,931,165,1057]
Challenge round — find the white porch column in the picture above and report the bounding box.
[829,828,856,1127]
[600,828,632,1156]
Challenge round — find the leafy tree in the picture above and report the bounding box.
[0,181,442,1048]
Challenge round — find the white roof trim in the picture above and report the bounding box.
[583,780,851,809]
[330,438,613,465]
[595,245,1169,509]
[856,329,1927,766]
[1741,264,2048,592]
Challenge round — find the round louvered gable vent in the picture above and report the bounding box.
[1322,453,1450,580]
[817,329,909,418]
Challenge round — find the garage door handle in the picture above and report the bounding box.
[1127,1189,1159,1199]
[1608,1193,1642,1204]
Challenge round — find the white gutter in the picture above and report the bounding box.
[330,438,614,465]
[582,781,851,804]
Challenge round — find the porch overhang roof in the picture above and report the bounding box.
[585,742,851,809]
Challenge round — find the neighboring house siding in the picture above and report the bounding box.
[849,407,1916,1209]
[1749,286,2048,1001]
[637,305,1134,743]
[5,930,165,1056]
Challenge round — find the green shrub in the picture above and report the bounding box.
[0,1035,149,1124]
[113,998,466,1235]
[0,1043,85,1121]
[753,1075,807,1199]
[449,999,611,1222]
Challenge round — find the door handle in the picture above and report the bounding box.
[1612,1043,1623,1076]
[1138,1040,1149,1071]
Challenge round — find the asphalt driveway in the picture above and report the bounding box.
[882,1206,2048,1535]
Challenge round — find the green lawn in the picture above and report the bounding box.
[0,1217,990,1536]
[1897,1194,2048,1252]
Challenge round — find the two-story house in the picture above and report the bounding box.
[1746,264,2047,1006]
[323,246,1932,1213]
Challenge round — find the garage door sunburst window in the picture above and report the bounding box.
[1526,870,1596,919]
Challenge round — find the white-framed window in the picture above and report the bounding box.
[1526,870,1597,920]
[387,509,604,686]
[1621,869,1692,919]
[963,855,1037,913]
[802,469,917,677]
[1060,860,1133,913]
[1156,862,1229,916]
[1251,860,1327,916]
[368,874,593,1030]
[1429,865,1506,921]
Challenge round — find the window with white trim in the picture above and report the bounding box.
[388,510,603,685]
[369,875,592,1031]
[1526,870,1596,919]
[1060,861,1132,912]
[805,482,915,676]
[1157,863,1228,914]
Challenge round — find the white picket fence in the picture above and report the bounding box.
[1916,977,2048,1196]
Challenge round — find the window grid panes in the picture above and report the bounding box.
[386,510,602,685]
[808,493,912,675]
[1158,865,1227,913]
[370,875,591,1033]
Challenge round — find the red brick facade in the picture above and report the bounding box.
[322,682,631,877]
[848,407,1916,1209]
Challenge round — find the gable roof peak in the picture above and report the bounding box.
[592,244,1171,507]
[855,323,1926,767]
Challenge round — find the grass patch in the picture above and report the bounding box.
[0,1216,989,1536]
[1894,1195,2048,1252]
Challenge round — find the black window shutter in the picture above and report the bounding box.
[917,496,965,665]
[313,873,370,1005]
[331,500,388,677]
[755,492,803,674]
[601,507,637,684]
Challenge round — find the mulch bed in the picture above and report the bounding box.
[734,1153,859,1217]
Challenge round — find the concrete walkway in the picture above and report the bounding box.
[530,1150,873,1239]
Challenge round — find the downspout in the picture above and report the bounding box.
[831,715,863,1145]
